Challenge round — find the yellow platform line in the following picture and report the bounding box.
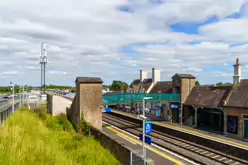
[155,122,248,149]
[106,126,183,165]
[111,110,248,149]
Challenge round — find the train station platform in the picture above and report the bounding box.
[110,109,248,150]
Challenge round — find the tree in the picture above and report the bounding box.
[216,82,224,86]
[224,82,232,86]
[110,80,128,92]
[195,81,200,86]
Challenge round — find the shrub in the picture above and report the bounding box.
[46,114,75,132]
[78,119,91,136]
[34,104,48,121]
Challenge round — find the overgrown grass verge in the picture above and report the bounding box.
[0,106,120,165]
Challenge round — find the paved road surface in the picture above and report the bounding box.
[102,122,198,165]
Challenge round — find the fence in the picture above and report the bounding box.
[130,151,144,165]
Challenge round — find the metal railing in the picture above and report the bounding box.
[0,99,22,126]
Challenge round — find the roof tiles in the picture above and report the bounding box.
[184,86,232,108]
[150,81,173,93]
[225,80,248,108]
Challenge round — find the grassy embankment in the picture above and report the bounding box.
[0,104,120,165]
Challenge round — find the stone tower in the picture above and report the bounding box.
[233,57,242,84]
[172,74,196,103]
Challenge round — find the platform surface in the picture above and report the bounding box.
[111,109,248,150]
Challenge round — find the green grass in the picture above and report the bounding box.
[0,106,120,165]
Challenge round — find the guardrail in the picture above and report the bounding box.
[0,100,20,111]
[0,100,21,126]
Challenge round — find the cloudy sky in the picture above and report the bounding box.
[1,0,248,86]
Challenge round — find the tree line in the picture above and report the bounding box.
[0,81,233,94]
[195,81,232,86]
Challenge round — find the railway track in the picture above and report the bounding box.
[103,113,248,165]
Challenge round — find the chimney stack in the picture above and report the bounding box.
[152,68,161,84]
[140,69,148,82]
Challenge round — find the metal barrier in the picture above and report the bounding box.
[130,151,145,165]
[0,100,21,126]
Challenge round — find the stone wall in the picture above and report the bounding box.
[66,96,78,129]
[183,105,195,126]
[224,107,248,140]
[79,83,102,131]
[66,77,103,131]
[91,127,154,165]
[47,94,53,114]
[181,78,195,103]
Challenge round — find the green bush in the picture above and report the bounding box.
[78,119,91,136]
[46,114,75,132]
[34,104,48,121]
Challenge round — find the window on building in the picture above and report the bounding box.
[227,116,238,134]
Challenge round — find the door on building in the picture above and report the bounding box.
[244,119,248,139]
[172,108,179,123]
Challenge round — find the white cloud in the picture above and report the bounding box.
[0,71,18,75]
[0,0,247,85]
[199,18,248,44]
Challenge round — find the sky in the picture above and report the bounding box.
[1,0,248,86]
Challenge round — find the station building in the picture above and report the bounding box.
[128,57,248,140]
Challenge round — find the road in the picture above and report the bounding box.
[102,121,198,165]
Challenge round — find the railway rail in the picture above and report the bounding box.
[103,113,248,165]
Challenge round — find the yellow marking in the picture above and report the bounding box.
[106,126,183,165]
[112,110,248,149]
[155,122,248,149]
[116,134,137,145]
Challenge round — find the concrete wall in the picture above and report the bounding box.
[47,94,72,116]
[224,107,248,140]
[91,127,154,165]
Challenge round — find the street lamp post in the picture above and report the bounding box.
[22,86,24,105]
[19,86,22,108]
[10,82,14,113]
[142,97,153,165]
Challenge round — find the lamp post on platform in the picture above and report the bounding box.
[141,96,153,165]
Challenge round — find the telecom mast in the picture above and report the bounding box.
[40,43,48,93]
